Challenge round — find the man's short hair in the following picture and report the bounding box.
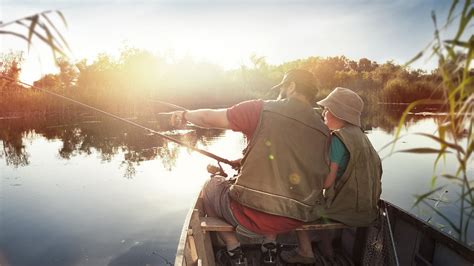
[271,69,318,101]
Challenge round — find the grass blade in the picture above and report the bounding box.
[454,1,472,41]
[414,186,446,207]
[460,184,474,197]
[56,10,68,28]
[442,174,464,181]
[447,0,459,23]
[377,134,408,153]
[432,10,438,29]
[41,13,71,53]
[444,39,472,48]
[37,21,66,54]
[42,23,59,64]
[423,200,461,235]
[416,133,465,154]
[463,209,473,243]
[27,15,39,52]
[404,51,423,67]
[391,99,443,154]
[16,20,67,58]
[396,148,452,154]
[431,174,438,189]
[0,30,28,41]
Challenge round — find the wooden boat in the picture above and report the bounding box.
[175,192,474,266]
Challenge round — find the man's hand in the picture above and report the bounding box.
[169,111,187,128]
[158,111,187,128]
[230,158,242,170]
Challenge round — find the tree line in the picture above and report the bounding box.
[0,47,463,117]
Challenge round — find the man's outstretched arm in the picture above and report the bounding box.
[171,109,230,129]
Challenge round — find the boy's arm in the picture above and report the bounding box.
[323,162,339,189]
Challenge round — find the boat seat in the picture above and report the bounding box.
[199,217,349,233]
[297,220,349,231]
[200,217,234,232]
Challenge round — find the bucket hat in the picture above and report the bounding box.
[317,87,364,127]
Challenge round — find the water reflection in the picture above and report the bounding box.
[0,104,472,265]
[0,128,30,167]
[1,104,461,173]
[0,132,241,265]
[0,114,227,177]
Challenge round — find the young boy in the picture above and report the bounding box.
[280,87,382,264]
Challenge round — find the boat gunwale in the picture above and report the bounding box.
[175,189,202,266]
[385,200,474,262]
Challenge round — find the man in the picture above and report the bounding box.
[170,69,330,265]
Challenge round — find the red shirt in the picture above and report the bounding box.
[226,100,304,235]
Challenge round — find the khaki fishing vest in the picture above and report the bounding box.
[321,125,382,227]
[229,98,330,222]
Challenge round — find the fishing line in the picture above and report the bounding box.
[0,74,239,169]
[146,99,187,111]
[384,201,400,266]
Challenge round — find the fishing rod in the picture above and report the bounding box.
[0,74,239,169]
[146,99,187,111]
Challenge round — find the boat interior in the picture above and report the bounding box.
[176,196,474,266]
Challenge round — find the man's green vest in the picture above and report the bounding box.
[229,98,330,222]
[321,125,382,227]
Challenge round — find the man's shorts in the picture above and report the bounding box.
[202,176,239,227]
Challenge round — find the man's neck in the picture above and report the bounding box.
[289,94,311,106]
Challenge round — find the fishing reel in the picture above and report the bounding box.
[207,162,228,178]
[207,162,240,184]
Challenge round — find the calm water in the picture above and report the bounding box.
[0,107,472,265]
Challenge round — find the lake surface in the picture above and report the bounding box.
[0,106,472,265]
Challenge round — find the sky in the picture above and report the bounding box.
[1,0,456,83]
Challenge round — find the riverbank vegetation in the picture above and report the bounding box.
[1,46,462,117]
